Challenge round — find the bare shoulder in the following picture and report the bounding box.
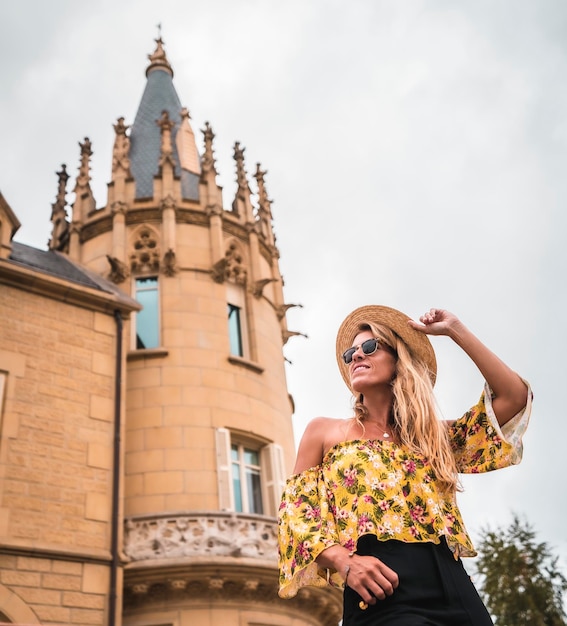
[303,415,344,431]
[293,416,354,474]
[319,416,356,455]
[304,416,351,442]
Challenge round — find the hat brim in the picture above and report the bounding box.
[336,305,437,390]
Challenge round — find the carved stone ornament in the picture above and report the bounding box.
[205,203,223,217]
[111,200,128,216]
[282,329,308,345]
[160,194,176,212]
[130,227,160,273]
[74,137,94,194]
[275,303,303,320]
[157,110,175,170]
[251,277,277,298]
[162,248,177,276]
[112,117,131,175]
[48,164,70,252]
[123,512,277,562]
[200,121,218,177]
[107,254,130,283]
[147,36,173,77]
[211,242,247,285]
[233,141,249,193]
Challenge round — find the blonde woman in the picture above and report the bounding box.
[278,306,531,626]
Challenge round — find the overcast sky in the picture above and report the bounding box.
[2,0,566,572]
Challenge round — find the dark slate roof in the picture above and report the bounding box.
[129,68,199,201]
[10,242,105,290]
[8,242,140,309]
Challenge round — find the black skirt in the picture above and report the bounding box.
[342,535,494,626]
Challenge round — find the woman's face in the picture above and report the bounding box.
[347,329,397,393]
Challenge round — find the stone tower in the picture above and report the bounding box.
[0,37,340,626]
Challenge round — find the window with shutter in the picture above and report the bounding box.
[215,429,282,517]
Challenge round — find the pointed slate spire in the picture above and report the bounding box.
[129,37,200,200]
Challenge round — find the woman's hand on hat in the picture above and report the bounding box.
[408,308,463,338]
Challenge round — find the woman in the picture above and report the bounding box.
[278,306,531,625]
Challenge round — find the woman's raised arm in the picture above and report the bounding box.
[409,308,528,426]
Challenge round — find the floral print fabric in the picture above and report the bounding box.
[277,382,532,599]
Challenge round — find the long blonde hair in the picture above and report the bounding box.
[353,322,459,493]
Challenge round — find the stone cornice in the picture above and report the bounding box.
[78,205,274,265]
[176,207,209,227]
[0,539,112,565]
[123,560,342,626]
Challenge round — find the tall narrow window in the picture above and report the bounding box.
[135,276,159,349]
[226,282,250,360]
[227,304,243,357]
[231,442,263,514]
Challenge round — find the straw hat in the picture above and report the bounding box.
[335,305,437,389]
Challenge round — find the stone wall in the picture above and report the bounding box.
[0,283,120,625]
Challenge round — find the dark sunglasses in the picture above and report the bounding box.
[342,338,384,364]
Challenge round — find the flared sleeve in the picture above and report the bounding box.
[449,380,533,473]
[277,466,343,598]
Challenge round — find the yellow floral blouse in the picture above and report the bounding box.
[278,382,532,599]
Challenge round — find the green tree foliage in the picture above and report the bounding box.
[473,515,567,626]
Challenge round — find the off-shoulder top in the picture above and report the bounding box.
[277,382,532,599]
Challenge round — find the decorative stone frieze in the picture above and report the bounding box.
[124,514,345,614]
[124,511,277,562]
